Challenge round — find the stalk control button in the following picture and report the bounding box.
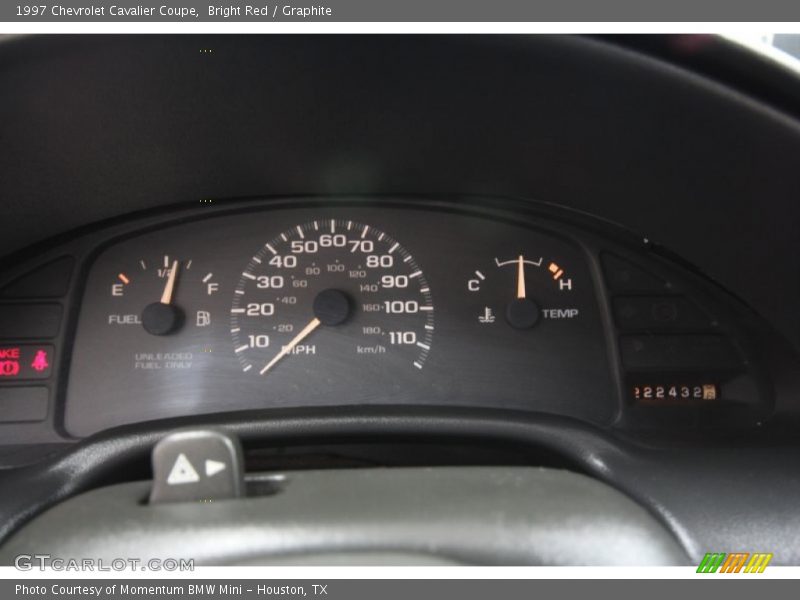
[149,429,244,504]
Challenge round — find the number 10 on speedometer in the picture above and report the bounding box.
[230,220,434,376]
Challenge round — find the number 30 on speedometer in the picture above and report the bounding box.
[230,220,434,376]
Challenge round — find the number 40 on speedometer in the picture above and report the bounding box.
[230,220,434,376]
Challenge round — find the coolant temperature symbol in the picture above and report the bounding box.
[478,307,496,324]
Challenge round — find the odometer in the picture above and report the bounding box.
[231,220,434,377]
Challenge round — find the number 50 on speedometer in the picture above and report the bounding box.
[230,220,434,376]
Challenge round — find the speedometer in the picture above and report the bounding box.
[230,220,434,377]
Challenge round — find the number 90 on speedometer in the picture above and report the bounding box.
[230,220,434,377]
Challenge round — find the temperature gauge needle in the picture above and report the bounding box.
[160,260,179,304]
[260,317,321,375]
[506,254,540,330]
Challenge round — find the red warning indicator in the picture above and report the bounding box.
[0,345,53,380]
[0,347,21,378]
[0,360,20,377]
[30,350,49,372]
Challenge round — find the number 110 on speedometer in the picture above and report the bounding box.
[230,220,435,376]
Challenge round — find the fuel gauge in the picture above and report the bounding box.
[108,255,219,335]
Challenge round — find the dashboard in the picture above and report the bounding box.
[0,198,785,442]
[69,204,614,435]
[3,34,800,566]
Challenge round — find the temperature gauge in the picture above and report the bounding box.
[467,255,579,330]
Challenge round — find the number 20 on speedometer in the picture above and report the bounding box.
[230,220,434,376]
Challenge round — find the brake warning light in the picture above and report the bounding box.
[0,359,20,376]
[0,347,21,377]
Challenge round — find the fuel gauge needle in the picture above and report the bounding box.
[142,259,184,336]
[260,317,321,375]
[516,254,526,299]
[161,260,179,304]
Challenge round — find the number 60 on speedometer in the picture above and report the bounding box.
[230,220,434,376]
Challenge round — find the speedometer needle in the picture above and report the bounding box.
[516,255,526,299]
[160,260,179,304]
[260,317,321,375]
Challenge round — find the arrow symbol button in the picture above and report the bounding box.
[205,459,227,477]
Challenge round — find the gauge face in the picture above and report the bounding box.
[465,255,576,331]
[108,254,219,336]
[230,220,434,377]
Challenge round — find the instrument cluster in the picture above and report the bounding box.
[0,199,780,440]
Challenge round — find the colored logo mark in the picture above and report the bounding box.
[696,552,773,573]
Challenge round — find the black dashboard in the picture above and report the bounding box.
[0,197,787,443]
[2,34,800,565]
[69,203,612,435]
